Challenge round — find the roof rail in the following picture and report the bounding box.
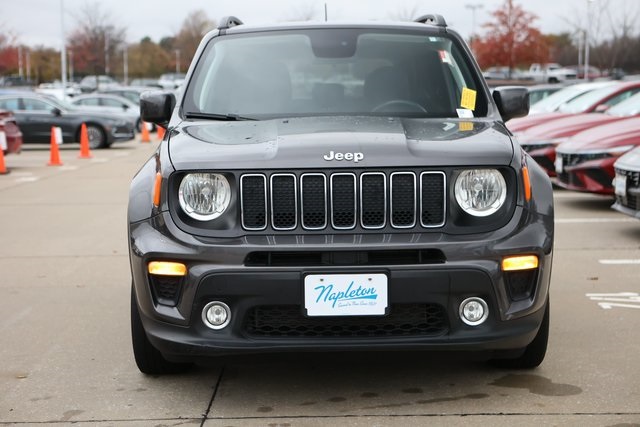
[414,14,447,28]
[218,16,244,31]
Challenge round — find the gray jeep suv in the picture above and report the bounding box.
[129,15,554,374]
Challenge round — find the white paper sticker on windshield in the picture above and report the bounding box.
[456,109,474,118]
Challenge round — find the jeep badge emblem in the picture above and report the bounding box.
[323,151,364,163]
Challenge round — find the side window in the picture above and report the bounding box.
[22,98,53,111]
[77,98,100,106]
[603,88,640,107]
[101,98,124,108]
[0,98,20,111]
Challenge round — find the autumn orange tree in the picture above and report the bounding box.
[473,0,549,76]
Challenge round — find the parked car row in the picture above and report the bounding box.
[510,81,640,221]
[0,92,136,149]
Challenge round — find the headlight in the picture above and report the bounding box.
[178,173,231,220]
[455,169,507,217]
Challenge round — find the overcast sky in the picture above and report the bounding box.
[1,0,632,47]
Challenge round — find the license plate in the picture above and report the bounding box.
[615,174,627,197]
[555,155,563,174]
[304,273,388,316]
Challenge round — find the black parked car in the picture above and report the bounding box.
[0,93,135,148]
[129,16,554,374]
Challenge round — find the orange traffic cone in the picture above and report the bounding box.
[0,144,8,175]
[140,121,151,143]
[47,126,63,166]
[78,123,92,159]
[156,126,165,141]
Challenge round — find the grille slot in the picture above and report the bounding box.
[244,304,449,338]
[240,175,267,230]
[331,173,357,229]
[244,249,446,266]
[420,172,446,227]
[390,172,416,228]
[360,172,386,229]
[270,174,297,230]
[301,174,327,230]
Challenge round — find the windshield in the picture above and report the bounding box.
[529,82,615,114]
[558,84,638,113]
[183,29,486,119]
[607,92,640,117]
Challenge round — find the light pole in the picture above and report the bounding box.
[123,47,128,85]
[60,0,67,100]
[584,0,595,80]
[465,3,483,51]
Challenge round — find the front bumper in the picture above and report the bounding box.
[556,157,616,195]
[129,207,553,360]
[111,124,136,143]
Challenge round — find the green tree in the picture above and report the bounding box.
[128,37,172,78]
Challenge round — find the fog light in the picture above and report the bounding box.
[202,302,231,330]
[459,297,489,326]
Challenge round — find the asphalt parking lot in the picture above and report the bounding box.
[1,139,639,426]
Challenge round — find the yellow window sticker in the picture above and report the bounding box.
[459,122,474,131]
[460,87,477,111]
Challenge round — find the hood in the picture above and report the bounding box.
[615,146,640,171]
[557,116,640,153]
[507,112,571,133]
[519,113,624,142]
[167,116,514,170]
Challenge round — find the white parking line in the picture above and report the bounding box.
[586,293,640,310]
[15,177,39,183]
[90,158,109,163]
[599,259,640,265]
[555,218,636,223]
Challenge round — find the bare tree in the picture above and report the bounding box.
[389,3,420,22]
[285,2,320,21]
[67,2,127,78]
[174,10,215,71]
[560,0,640,71]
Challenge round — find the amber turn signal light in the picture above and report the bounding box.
[502,255,538,271]
[153,172,162,207]
[148,261,187,276]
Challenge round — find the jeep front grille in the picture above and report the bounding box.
[240,170,446,231]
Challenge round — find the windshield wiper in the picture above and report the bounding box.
[184,112,257,121]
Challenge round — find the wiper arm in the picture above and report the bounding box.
[184,112,257,121]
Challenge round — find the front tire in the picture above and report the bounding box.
[85,124,108,149]
[131,284,192,375]
[490,299,549,369]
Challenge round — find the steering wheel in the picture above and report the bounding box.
[372,100,428,113]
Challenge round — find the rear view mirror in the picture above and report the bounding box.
[492,86,529,122]
[140,91,176,127]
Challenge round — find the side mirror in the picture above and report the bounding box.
[140,91,176,127]
[51,108,62,117]
[492,86,529,122]
[594,104,610,113]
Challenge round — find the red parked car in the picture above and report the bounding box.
[554,116,640,195]
[0,109,23,154]
[518,92,640,177]
[508,81,632,132]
